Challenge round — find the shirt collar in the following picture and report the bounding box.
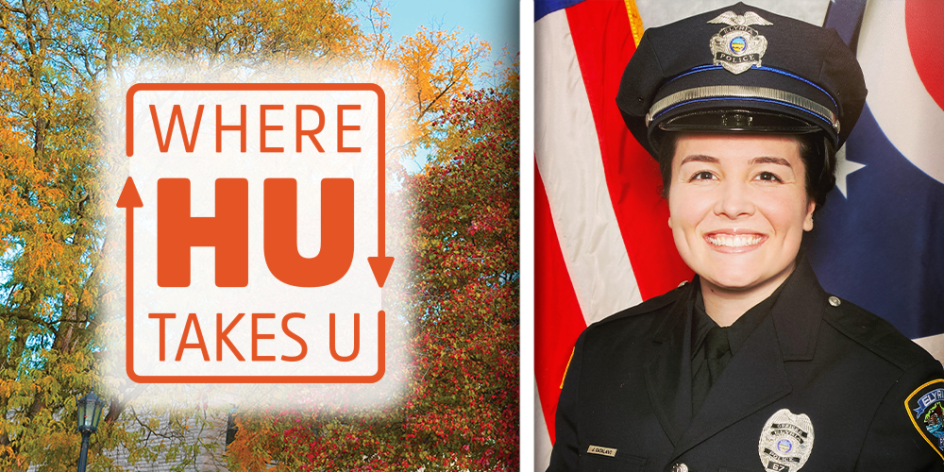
[690,267,791,359]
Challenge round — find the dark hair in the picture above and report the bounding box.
[656,132,836,212]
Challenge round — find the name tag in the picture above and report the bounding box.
[587,445,618,457]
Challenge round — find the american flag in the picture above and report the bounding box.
[533,0,944,469]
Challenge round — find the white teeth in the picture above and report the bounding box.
[707,234,762,247]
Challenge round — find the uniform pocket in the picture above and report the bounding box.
[578,452,646,471]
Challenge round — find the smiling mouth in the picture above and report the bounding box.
[705,233,765,249]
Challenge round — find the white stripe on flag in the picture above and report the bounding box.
[535,384,553,471]
[913,333,944,366]
[535,10,643,325]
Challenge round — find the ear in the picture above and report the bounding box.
[803,200,816,231]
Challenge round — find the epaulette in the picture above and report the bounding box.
[824,296,937,372]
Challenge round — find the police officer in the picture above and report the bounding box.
[548,3,944,471]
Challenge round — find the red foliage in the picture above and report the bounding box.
[234,85,519,472]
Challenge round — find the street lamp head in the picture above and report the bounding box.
[76,391,105,435]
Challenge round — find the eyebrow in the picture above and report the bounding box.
[678,155,793,167]
[679,155,718,166]
[749,156,793,167]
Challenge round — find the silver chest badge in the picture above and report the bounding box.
[758,409,814,472]
[708,11,772,74]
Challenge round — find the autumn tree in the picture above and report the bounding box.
[226,72,519,471]
[395,79,519,471]
[391,26,490,155]
[0,0,124,469]
[0,0,491,470]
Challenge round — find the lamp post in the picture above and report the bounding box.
[76,391,105,472]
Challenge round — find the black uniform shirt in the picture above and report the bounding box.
[548,256,944,472]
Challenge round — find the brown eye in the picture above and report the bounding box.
[756,171,783,183]
[690,171,715,181]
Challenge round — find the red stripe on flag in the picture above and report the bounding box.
[535,163,588,444]
[565,1,693,298]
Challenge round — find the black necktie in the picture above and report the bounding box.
[692,326,731,415]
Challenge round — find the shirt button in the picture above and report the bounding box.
[678,280,689,287]
[670,463,688,472]
[828,295,841,307]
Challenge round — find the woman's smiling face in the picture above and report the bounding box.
[667,133,815,294]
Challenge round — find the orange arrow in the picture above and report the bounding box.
[116,177,142,378]
[117,176,143,208]
[368,96,394,288]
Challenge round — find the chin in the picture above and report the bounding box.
[701,270,763,291]
[695,254,771,290]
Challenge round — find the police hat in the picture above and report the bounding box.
[617,2,867,159]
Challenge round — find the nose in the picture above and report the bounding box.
[714,179,754,219]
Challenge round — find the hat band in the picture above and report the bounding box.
[646,85,839,132]
[662,65,840,111]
